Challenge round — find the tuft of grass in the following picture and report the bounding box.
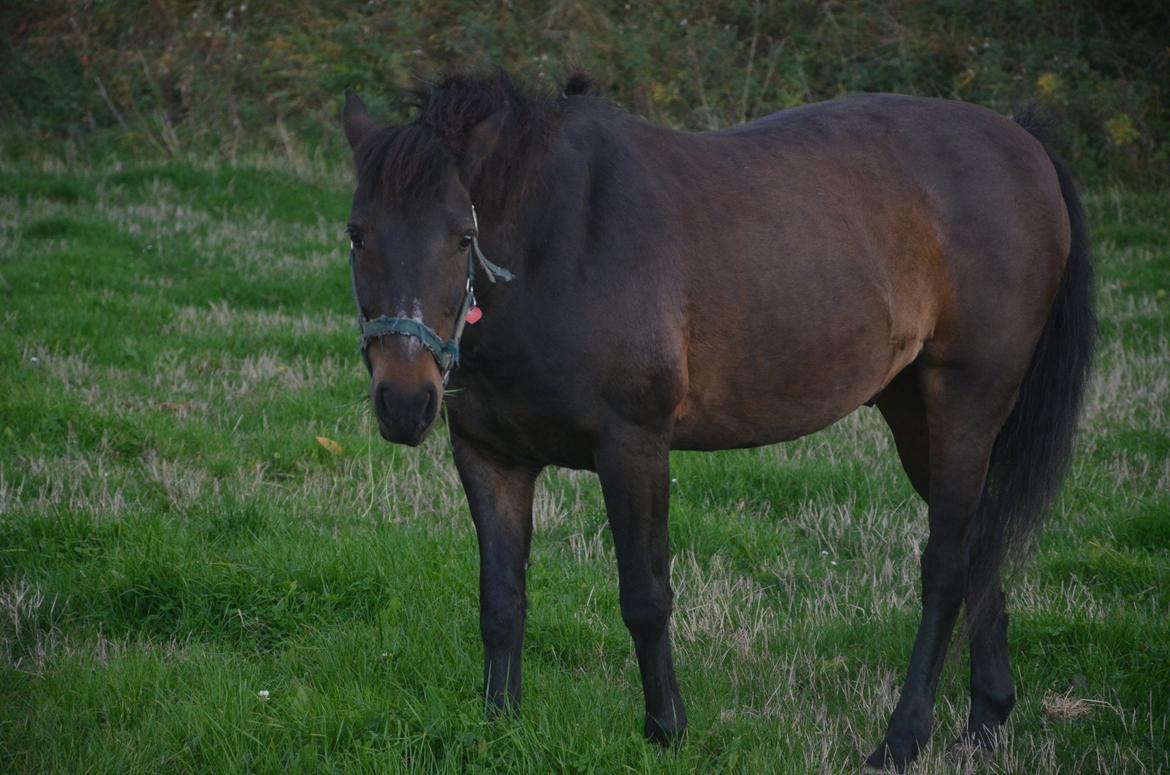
[0,162,1166,773]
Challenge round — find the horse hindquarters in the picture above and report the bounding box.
[961,124,1095,743]
[867,122,1095,770]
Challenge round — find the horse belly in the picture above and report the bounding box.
[670,290,924,451]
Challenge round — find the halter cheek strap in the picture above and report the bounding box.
[351,205,514,385]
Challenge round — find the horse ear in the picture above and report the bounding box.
[343,88,376,151]
[455,105,509,185]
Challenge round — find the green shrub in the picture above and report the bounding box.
[1,1,1165,181]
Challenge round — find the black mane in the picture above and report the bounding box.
[353,70,596,212]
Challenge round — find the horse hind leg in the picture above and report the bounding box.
[866,362,1020,771]
[879,363,1016,753]
[962,513,1015,748]
[875,363,930,501]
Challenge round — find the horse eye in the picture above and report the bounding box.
[349,231,364,250]
[459,232,474,250]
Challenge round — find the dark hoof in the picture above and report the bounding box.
[953,722,1005,755]
[864,737,923,772]
[644,713,687,746]
[484,696,520,721]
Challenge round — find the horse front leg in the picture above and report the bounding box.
[595,429,687,744]
[452,435,541,716]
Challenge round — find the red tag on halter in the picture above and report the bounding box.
[465,305,483,325]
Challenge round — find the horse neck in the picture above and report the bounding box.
[474,101,624,261]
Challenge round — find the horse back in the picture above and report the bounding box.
[600,95,1070,449]
[453,95,1069,461]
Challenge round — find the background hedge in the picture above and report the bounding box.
[2,1,1166,180]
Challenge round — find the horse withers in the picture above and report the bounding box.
[339,71,1093,770]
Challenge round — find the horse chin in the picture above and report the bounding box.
[377,416,434,447]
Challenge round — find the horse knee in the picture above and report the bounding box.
[620,587,673,641]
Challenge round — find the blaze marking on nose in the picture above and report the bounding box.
[390,299,426,356]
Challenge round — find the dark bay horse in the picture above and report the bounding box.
[339,71,1094,770]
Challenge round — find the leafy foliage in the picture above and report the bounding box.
[1,1,1166,180]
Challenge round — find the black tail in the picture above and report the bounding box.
[967,108,1097,625]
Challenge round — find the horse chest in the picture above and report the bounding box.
[447,380,599,470]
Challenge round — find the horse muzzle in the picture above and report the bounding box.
[372,380,440,446]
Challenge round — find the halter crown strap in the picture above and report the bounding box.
[470,206,514,283]
[473,239,514,283]
[350,204,513,383]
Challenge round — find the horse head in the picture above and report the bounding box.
[342,88,507,445]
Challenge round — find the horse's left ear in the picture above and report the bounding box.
[455,105,509,185]
[343,88,376,152]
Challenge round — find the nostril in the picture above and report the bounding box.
[375,384,397,419]
[420,383,439,426]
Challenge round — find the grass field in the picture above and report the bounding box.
[0,158,1166,773]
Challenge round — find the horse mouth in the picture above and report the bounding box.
[376,415,434,447]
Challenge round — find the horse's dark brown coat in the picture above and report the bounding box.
[342,73,1094,770]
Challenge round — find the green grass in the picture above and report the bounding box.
[1,161,1167,773]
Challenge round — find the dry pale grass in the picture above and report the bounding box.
[755,495,927,621]
[1012,574,1113,622]
[166,302,348,338]
[0,578,60,674]
[760,408,894,469]
[6,173,344,289]
[320,414,467,529]
[94,191,210,239]
[1083,338,1169,430]
[150,349,349,401]
[0,196,24,255]
[15,343,355,425]
[19,343,98,395]
[140,450,213,511]
[197,217,335,279]
[673,551,775,657]
[533,469,594,532]
[563,526,610,565]
[1042,691,1100,722]
[3,434,133,520]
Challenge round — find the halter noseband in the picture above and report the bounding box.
[350,205,514,385]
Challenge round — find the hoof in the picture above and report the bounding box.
[484,695,520,721]
[864,737,923,772]
[953,722,1005,755]
[644,713,687,746]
